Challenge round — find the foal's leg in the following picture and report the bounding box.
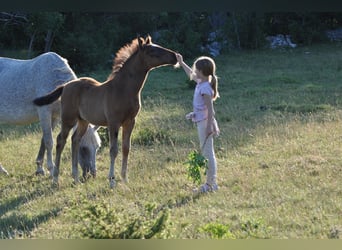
[54,121,75,186]
[121,119,135,183]
[108,124,120,188]
[71,120,89,184]
[37,106,54,176]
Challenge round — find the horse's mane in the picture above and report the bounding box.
[108,36,150,80]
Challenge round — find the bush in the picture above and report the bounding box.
[199,223,236,239]
[71,199,170,239]
[199,217,272,239]
[56,32,111,72]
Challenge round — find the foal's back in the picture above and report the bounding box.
[60,77,110,126]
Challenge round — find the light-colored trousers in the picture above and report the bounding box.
[196,119,217,186]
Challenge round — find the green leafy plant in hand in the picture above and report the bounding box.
[185,150,208,184]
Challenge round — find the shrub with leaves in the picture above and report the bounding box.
[71,200,170,239]
[199,217,272,239]
[238,217,272,239]
[185,150,208,185]
[199,223,236,239]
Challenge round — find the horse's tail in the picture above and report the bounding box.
[33,85,64,106]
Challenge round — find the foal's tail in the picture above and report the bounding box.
[33,85,64,106]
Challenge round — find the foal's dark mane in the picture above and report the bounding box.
[108,38,146,80]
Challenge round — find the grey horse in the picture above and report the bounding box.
[0,52,101,178]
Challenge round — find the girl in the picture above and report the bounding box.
[176,53,220,193]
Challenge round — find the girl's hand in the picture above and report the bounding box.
[176,53,183,64]
[212,118,220,136]
[185,112,195,120]
[206,119,220,137]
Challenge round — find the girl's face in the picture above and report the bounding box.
[194,68,206,81]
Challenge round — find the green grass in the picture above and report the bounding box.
[1,43,342,238]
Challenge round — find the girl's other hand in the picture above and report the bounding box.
[212,118,220,136]
[185,112,195,120]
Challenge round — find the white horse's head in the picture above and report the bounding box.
[78,124,101,179]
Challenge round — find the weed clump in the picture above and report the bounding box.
[185,150,208,185]
[199,217,272,239]
[71,200,170,239]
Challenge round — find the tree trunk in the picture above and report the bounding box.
[44,30,54,52]
[27,31,36,58]
[232,12,241,50]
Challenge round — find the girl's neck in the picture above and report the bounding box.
[197,76,209,84]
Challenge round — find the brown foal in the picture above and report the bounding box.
[34,36,177,188]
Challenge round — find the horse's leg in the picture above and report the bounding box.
[35,137,46,175]
[121,118,135,183]
[108,124,120,188]
[71,120,89,184]
[54,121,74,186]
[37,106,54,176]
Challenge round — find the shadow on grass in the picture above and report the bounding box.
[0,185,55,217]
[154,190,208,214]
[0,207,61,238]
[0,179,59,238]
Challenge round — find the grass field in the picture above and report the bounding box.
[0,43,341,239]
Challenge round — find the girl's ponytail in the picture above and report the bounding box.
[211,74,219,101]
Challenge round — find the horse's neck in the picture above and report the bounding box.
[113,55,149,95]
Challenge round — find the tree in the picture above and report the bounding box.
[0,12,28,26]
[25,12,65,57]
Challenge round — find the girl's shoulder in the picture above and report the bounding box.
[198,81,213,95]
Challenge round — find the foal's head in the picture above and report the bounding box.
[137,35,177,69]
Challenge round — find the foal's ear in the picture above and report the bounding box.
[138,37,145,49]
[145,35,152,44]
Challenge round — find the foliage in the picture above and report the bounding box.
[237,217,272,239]
[97,127,109,148]
[199,217,272,239]
[70,199,170,239]
[2,12,342,71]
[224,12,266,49]
[185,150,208,185]
[199,222,236,239]
[263,12,342,45]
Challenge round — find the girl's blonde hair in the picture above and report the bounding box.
[192,56,219,101]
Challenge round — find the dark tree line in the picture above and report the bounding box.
[1,12,341,72]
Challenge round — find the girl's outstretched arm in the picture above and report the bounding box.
[176,53,193,78]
